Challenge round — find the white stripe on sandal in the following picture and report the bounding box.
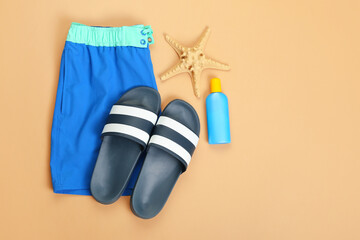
[110,105,158,125]
[148,135,192,165]
[102,123,150,145]
[156,116,199,147]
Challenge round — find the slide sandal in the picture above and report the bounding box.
[90,87,161,204]
[131,99,200,218]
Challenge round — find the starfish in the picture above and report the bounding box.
[160,27,230,98]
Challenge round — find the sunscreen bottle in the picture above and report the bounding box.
[206,78,231,144]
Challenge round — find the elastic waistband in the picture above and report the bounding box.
[66,22,154,48]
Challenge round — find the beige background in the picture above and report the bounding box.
[1,0,360,239]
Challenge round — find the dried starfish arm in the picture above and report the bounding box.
[191,71,201,98]
[164,34,186,57]
[160,62,187,80]
[203,56,230,71]
[194,27,211,50]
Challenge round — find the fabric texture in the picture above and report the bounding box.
[50,22,157,195]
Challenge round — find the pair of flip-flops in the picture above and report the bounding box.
[90,87,200,219]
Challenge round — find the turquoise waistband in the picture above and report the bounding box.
[66,22,154,48]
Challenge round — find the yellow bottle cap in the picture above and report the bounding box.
[210,78,222,92]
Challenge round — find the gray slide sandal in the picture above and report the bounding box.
[131,99,200,218]
[90,87,161,204]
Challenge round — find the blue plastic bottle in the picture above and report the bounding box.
[206,78,231,144]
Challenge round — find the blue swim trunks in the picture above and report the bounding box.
[50,23,157,195]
